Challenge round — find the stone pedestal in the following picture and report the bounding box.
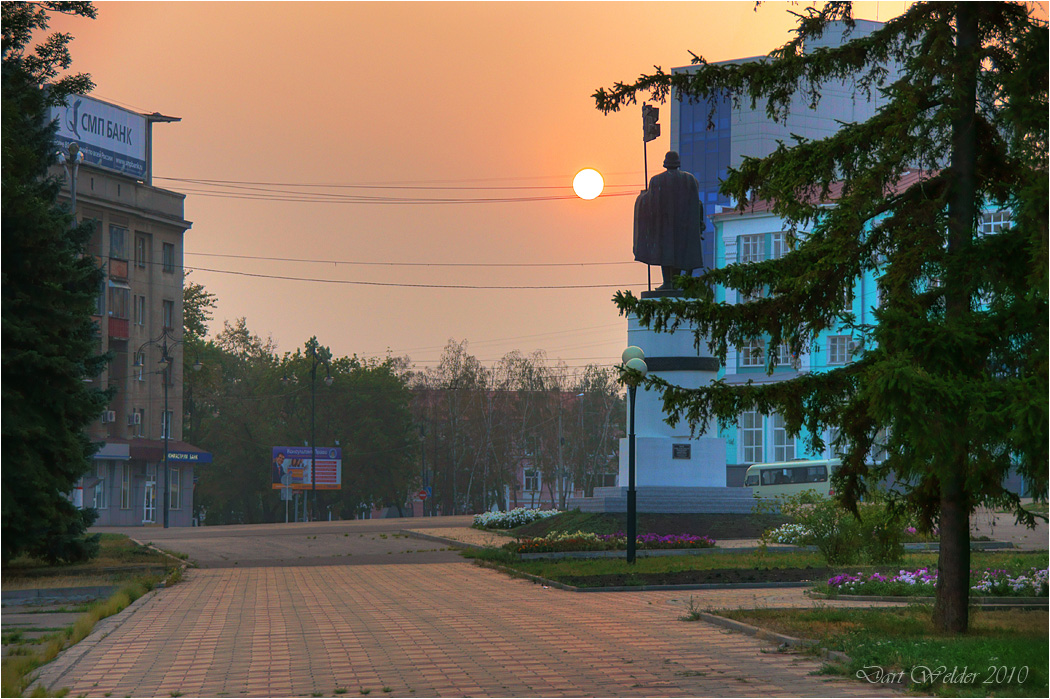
[618,302,728,488]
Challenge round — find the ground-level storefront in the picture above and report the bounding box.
[77,439,211,527]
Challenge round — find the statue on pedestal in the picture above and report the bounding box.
[633,151,704,292]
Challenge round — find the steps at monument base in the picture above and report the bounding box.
[566,486,760,514]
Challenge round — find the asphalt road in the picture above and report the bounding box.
[93,515,478,568]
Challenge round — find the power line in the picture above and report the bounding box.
[162,176,643,192]
[185,252,635,268]
[156,172,644,188]
[187,265,644,289]
[176,187,637,205]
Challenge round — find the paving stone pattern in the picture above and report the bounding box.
[37,562,898,698]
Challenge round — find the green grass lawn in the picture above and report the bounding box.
[2,534,174,589]
[465,547,1048,587]
[713,606,1048,697]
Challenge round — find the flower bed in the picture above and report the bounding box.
[472,508,559,530]
[501,530,716,555]
[824,567,1049,597]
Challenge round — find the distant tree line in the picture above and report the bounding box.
[184,283,624,524]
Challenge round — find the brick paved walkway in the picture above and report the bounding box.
[37,561,900,698]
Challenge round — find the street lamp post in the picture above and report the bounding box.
[306,341,333,522]
[58,142,84,229]
[621,346,647,564]
[139,330,201,528]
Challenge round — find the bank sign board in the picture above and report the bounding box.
[271,446,342,490]
[49,95,148,179]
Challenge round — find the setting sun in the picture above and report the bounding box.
[572,168,604,200]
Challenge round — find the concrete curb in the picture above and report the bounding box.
[26,540,187,694]
[401,530,489,550]
[694,611,852,665]
[807,592,1048,608]
[471,560,818,593]
[27,586,162,695]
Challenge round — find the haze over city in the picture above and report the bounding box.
[50,1,914,370]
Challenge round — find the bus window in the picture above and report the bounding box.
[745,474,759,486]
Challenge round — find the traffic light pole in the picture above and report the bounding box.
[641,102,660,293]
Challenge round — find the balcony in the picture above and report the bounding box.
[108,258,129,280]
[108,317,129,339]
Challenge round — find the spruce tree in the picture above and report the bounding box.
[2,2,107,564]
[595,1,1047,632]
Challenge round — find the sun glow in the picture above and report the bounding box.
[572,168,604,200]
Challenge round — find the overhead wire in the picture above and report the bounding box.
[185,252,635,268]
[185,264,644,289]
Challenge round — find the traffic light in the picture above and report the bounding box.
[642,104,660,142]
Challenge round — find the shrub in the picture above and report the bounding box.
[472,508,559,530]
[775,494,905,565]
[765,523,814,545]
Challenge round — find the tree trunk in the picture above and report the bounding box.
[934,2,979,633]
[934,458,971,632]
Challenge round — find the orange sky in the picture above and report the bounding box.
[49,1,914,373]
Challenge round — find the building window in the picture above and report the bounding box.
[169,466,181,510]
[827,336,850,365]
[108,283,130,320]
[870,426,889,463]
[161,410,173,439]
[739,339,765,367]
[772,414,795,461]
[162,243,176,273]
[135,234,149,268]
[741,411,764,463]
[135,408,146,437]
[523,469,539,492]
[774,343,792,367]
[980,210,1011,235]
[109,225,127,260]
[738,235,763,264]
[120,463,131,509]
[93,462,107,509]
[134,352,146,381]
[162,299,174,330]
[739,285,763,304]
[771,232,791,259]
[828,426,849,459]
[842,287,855,314]
[95,278,105,316]
[134,295,146,326]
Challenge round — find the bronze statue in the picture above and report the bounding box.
[633,151,704,291]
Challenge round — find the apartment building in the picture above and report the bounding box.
[52,95,210,526]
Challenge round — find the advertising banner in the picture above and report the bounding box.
[49,95,148,179]
[271,446,342,490]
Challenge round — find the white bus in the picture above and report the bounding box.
[743,459,840,498]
